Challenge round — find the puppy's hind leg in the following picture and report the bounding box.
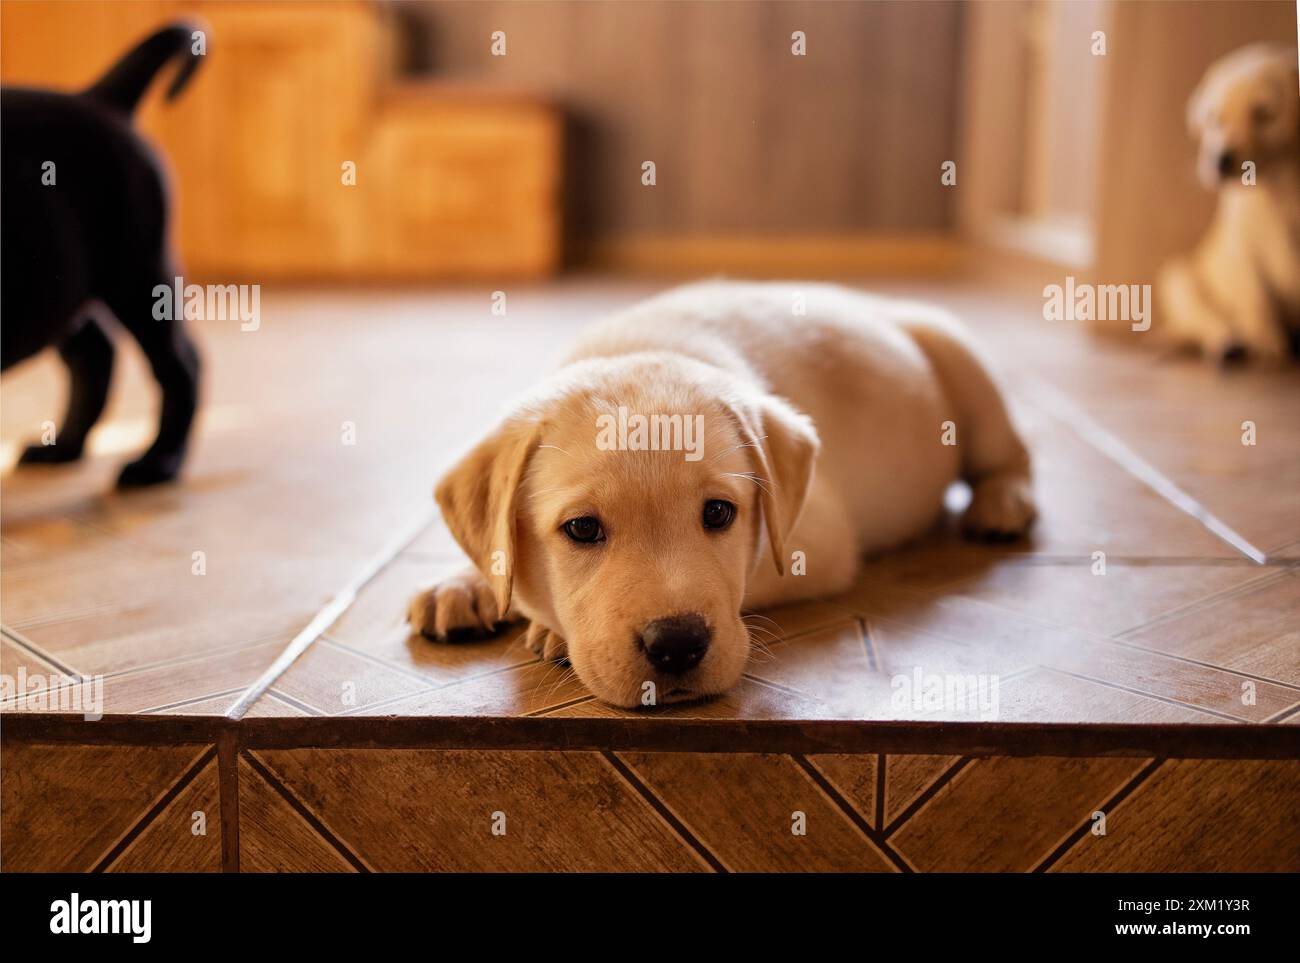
[1157,258,1239,361]
[19,317,115,465]
[104,263,200,487]
[904,315,1037,541]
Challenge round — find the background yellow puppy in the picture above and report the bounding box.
[1159,43,1300,362]
[409,281,1036,707]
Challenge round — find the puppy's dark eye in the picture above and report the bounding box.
[702,499,736,531]
[562,516,605,544]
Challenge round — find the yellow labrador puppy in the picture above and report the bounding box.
[1159,43,1300,362]
[410,282,1035,707]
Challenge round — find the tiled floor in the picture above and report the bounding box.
[3,278,1295,725]
[2,277,1297,870]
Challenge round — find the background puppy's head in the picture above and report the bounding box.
[1186,43,1299,189]
[436,355,818,707]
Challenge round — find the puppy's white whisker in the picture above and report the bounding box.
[709,441,760,462]
[722,471,774,497]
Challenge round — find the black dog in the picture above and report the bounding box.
[2,24,204,487]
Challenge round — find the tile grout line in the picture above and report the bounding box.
[92,745,216,872]
[1115,569,1291,639]
[224,508,437,720]
[852,590,1294,701]
[1031,758,1166,873]
[875,755,887,831]
[243,749,372,872]
[1050,667,1252,723]
[218,730,240,872]
[792,754,912,872]
[883,756,974,838]
[600,752,729,873]
[337,653,542,716]
[256,688,328,717]
[1,626,80,677]
[1025,378,1268,565]
[1104,637,1300,693]
[1261,702,1300,724]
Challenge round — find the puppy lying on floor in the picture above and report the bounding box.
[410,282,1036,707]
[1158,43,1300,362]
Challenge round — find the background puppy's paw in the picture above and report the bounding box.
[117,453,183,488]
[408,568,503,642]
[961,474,1037,542]
[523,622,568,661]
[19,442,84,465]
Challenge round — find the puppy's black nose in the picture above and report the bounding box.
[641,615,711,674]
[1217,151,1235,177]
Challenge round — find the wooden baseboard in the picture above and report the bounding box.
[575,234,967,277]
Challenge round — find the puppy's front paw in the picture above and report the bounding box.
[523,622,568,661]
[962,474,1037,542]
[408,568,504,642]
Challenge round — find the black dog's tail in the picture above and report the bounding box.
[83,22,204,115]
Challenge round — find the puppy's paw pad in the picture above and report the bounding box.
[408,570,501,642]
[523,622,567,661]
[961,476,1036,541]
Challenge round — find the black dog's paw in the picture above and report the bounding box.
[117,454,183,488]
[19,443,84,465]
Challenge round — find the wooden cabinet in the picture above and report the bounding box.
[0,1,561,281]
[364,90,561,279]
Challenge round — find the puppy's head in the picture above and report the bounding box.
[1186,43,1299,188]
[435,354,818,707]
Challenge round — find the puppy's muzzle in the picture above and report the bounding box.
[640,615,711,675]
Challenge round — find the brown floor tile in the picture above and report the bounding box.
[107,757,222,872]
[254,747,709,871]
[885,754,960,828]
[0,742,211,871]
[357,658,590,717]
[263,639,429,715]
[989,667,1218,724]
[806,754,879,829]
[620,752,895,872]
[1051,759,1300,872]
[0,633,65,678]
[742,619,879,716]
[543,675,827,719]
[325,557,538,684]
[238,756,358,872]
[1122,573,1300,686]
[838,577,1293,723]
[891,756,1149,871]
[239,689,316,717]
[1045,636,1297,723]
[1,638,287,716]
[939,562,1265,641]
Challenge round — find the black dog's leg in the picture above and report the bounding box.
[19,318,116,464]
[107,271,200,487]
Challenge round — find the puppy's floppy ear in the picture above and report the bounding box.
[435,420,541,620]
[728,394,819,576]
[1185,76,1210,139]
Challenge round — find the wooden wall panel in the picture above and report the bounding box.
[397,0,964,239]
[0,742,213,871]
[252,748,710,871]
[108,757,223,872]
